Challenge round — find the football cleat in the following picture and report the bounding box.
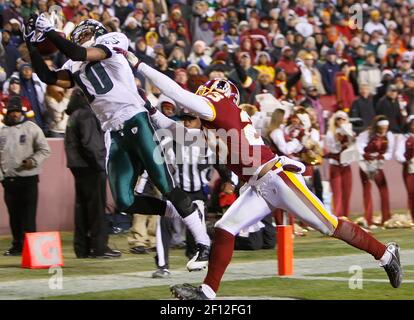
[170,283,208,300]
[186,243,210,271]
[152,267,171,279]
[381,242,403,288]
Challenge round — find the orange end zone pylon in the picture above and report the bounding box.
[276,225,293,276]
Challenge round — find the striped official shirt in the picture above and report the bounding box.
[173,141,213,193]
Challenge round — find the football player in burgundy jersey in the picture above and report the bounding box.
[117,49,402,299]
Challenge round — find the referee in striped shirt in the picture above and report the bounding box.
[153,112,233,278]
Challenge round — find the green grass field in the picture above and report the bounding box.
[1,222,413,300]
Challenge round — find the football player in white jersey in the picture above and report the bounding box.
[22,14,210,271]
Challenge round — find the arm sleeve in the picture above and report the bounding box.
[270,129,302,154]
[27,40,58,85]
[384,132,395,160]
[45,30,88,61]
[325,131,342,153]
[138,62,214,120]
[356,131,369,157]
[395,135,407,163]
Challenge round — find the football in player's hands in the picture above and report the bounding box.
[114,47,140,68]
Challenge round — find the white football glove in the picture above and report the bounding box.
[35,13,54,34]
[114,47,140,68]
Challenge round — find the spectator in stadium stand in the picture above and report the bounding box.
[350,83,377,135]
[228,51,259,104]
[397,53,413,82]
[299,85,326,135]
[44,85,69,138]
[335,61,356,113]
[320,48,340,95]
[376,84,404,134]
[275,46,300,78]
[253,51,275,82]
[122,16,140,43]
[20,0,37,21]
[363,10,387,36]
[395,115,414,221]
[357,51,382,96]
[191,15,215,47]
[154,51,175,79]
[249,71,276,105]
[374,70,395,106]
[64,89,121,259]
[174,68,189,91]
[300,53,326,96]
[2,0,23,27]
[113,0,133,26]
[187,40,212,71]
[1,29,20,78]
[356,115,394,229]
[168,46,188,70]
[18,63,48,135]
[274,66,302,100]
[325,111,356,218]
[270,34,286,64]
[158,94,180,122]
[403,73,414,116]
[134,37,155,66]
[0,96,51,256]
[1,76,34,118]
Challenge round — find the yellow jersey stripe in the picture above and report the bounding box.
[275,162,338,228]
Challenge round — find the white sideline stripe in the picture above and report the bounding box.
[0,250,413,299]
[288,275,414,283]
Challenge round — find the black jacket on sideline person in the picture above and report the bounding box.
[64,89,106,171]
[349,96,376,134]
[63,89,119,258]
[375,96,404,133]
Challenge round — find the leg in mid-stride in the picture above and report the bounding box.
[107,113,211,271]
[171,164,403,300]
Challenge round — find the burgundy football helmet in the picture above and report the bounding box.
[195,79,240,105]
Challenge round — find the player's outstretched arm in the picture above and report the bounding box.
[115,48,214,120]
[36,13,108,62]
[25,32,73,88]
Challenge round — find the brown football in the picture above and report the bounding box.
[34,32,66,56]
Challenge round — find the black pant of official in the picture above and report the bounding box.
[2,175,39,251]
[71,168,109,257]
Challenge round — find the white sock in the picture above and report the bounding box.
[201,284,216,299]
[379,249,392,266]
[183,211,211,246]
